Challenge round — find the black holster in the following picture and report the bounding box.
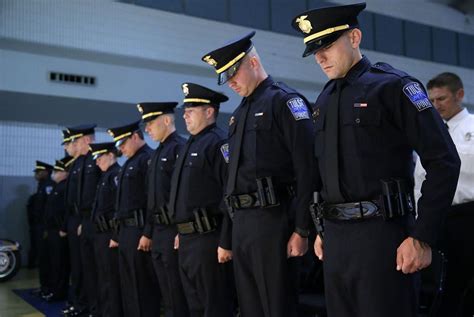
[380,178,414,219]
[310,192,325,239]
[193,208,218,233]
[154,206,171,225]
[256,176,279,208]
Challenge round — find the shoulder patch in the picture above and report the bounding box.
[286,97,310,121]
[220,143,230,163]
[45,186,53,195]
[402,82,432,112]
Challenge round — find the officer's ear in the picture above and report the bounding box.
[349,28,362,48]
[455,87,464,105]
[163,114,172,127]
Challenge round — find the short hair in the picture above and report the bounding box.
[135,130,144,140]
[427,72,464,94]
[209,105,219,119]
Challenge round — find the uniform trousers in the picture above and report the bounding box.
[178,229,234,317]
[118,225,161,317]
[28,224,42,268]
[80,218,99,314]
[232,204,298,317]
[93,230,123,317]
[323,216,419,317]
[67,214,87,309]
[38,227,51,293]
[46,228,69,299]
[439,201,474,316]
[151,225,189,317]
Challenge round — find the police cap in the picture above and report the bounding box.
[89,142,117,160]
[201,31,256,85]
[54,156,75,172]
[66,124,97,142]
[137,102,178,123]
[61,129,71,145]
[107,121,141,148]
[34,160,53,172]
[181,83,228,109]
[291,2,366,57]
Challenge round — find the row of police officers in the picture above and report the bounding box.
[29,2,472,317]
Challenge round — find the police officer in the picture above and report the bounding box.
[42,156,75,302]
[168,83,234,317]
[62,124,101,317]
[108,121,161,317]
[414,72,474,316]
[28,161,54,295]
[137,102,190,317]
[291,3,460,316]
[89,142,123,317]
[201,31,315,317]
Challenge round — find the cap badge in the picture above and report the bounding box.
[107,129,114,137]
[203,55,218,67]
[182,84,189,96]
[296,15,312,34]
[137,104,143,113]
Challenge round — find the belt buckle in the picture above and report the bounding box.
[239,194,255,208]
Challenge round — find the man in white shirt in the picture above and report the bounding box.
[414,72,474,316]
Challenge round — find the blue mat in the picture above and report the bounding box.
[12,288,66,317]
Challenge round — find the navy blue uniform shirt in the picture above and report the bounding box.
[313,56,460,246]
[92,162,120,221]
[28,178,55,225]
[44,180,66,230]
[143,131,186,238]
[169,123,230,248]
[229,76,316,231]
[115,144,152,219]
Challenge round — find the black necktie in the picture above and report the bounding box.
[225,101,250,196]
[147,146,162,212]
[168,137,194,217]
[324,79,345,203]
[76,155,86,208]
[115,159,128,212]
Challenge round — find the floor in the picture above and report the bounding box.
[0,269,43,317]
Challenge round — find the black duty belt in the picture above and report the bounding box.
[323,200,382,220]
[121,209,145,228]
[176,209,220,235]
[228,183,295,210]
[94,215,116,233]
[153,206,172,225]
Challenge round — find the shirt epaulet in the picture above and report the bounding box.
[272,82,296,94]
[371,62,410,78]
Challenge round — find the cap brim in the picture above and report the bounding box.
[302,31,347,57]
[115,138,127,148]
[217,60,243,85]
[142,115,159,124]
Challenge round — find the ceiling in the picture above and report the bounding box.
[428,0,474,14]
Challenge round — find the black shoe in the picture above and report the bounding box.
[62,305,75,316]
[42,292,53,301]
[68,309,89,317]
[29,288,42,296]
[45,293,66,302]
